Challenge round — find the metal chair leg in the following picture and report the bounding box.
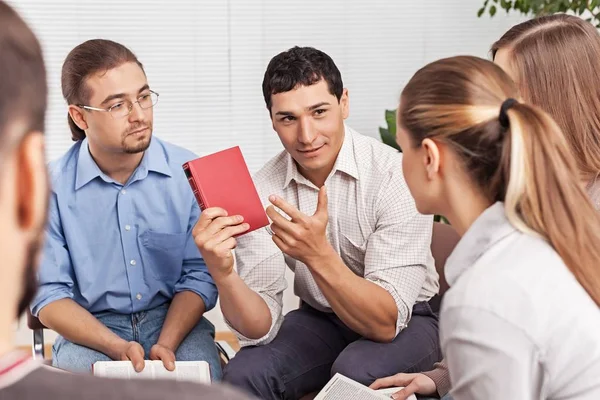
[32,328,45,360]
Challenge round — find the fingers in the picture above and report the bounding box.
[370,374,415,390]
[315,186,328,218]
[127,343,145,372]
[265,205,293,228]
[155,349,176,372]
[194,215,247,250]
[270,223,296,247]
[391,382,420,400]
[192,207,228,234]
[268,195,305,222]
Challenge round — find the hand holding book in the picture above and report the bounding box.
[192,208,249,281]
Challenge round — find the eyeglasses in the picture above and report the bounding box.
[78,90,159,119]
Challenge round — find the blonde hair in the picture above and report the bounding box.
[492,14,600,182]
[400,55,600,306]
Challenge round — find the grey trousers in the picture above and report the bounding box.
[223,301,442,400]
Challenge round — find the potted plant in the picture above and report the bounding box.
[478,0,600,27]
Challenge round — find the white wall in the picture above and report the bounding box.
[10,0,525,346]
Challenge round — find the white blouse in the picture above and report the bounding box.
[440,202,600,400]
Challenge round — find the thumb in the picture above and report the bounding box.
[391,381,420,400]
[315,185,328,217]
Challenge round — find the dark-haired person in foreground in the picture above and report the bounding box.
[0,2,253,399]
[29,38,221,377]
[192,46,441,399]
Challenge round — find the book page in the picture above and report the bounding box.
[93,360,210,384]
[315,374,416,400]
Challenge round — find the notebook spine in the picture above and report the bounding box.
[183,163,207,210]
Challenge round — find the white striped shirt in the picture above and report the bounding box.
[230,125,438,346]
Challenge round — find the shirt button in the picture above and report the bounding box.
[121,189,127,195]
[136,293,142,300]
[130,259,136,266]
[125,225,131,231]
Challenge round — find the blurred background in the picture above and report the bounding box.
[9,0,526,346]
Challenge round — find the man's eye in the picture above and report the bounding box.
[111,102,124,110]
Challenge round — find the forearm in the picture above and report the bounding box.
[157,291,205,351]
[38,298,126,359]
[307,248,398,342]
[215,272,273,339]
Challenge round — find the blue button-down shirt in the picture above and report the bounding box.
[31,137,217,316]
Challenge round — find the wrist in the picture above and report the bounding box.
[105,337,129,359]
[155,340,177,353]
[304,244,338,272]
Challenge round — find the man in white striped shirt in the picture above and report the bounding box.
[193,46,441,400]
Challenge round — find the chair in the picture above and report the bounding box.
[27,310,47,361]
[27,310,236,366]
[428,222,461,313]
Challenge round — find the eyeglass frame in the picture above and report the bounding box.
[77,90,159,119]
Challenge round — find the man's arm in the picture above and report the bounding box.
[150,291,205,370]
[192,208,285,344]
[267,187,399,342]
[305,248,399,342]
[39,299,145,371]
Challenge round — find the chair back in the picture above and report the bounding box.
[428,222,461,312]
[27,310,46,330]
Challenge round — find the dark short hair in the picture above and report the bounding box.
[0,1,46,150]
[262,46,343,112]
[61,39,144,141]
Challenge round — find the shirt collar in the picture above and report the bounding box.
[75,137,172,191]
[283,124,360,189]
[444,202,517,287]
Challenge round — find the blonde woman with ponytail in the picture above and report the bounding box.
[372,15,600,400]
[386,55,600,400]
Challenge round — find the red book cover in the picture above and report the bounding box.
[182,146,269,235]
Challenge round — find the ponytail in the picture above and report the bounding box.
[504,102,600,306]
[68,113,85,141]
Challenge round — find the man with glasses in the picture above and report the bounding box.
[31,39,222,379]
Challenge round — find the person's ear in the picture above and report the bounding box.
[340,88,349,119]
[68,105,88,131]
[15,132,47,233]
[421,138,441,180]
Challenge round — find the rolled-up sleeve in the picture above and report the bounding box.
[174,202,218,311]
[31,193,75,316]
[364,170,433,335]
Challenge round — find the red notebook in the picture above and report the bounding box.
[182,146,269,235]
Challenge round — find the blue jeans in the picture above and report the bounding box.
[52,303,222,380]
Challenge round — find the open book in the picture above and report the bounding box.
[93,360,210,384]
[315,373,416,400]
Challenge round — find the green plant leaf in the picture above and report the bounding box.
[385,109,397,135]
[490,4,498,15]
[477,6,485,16]
[379,127,401,152]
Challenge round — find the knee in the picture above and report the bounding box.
[223,348,282,398]
[53,338,110,373]
[331,347,378,386]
